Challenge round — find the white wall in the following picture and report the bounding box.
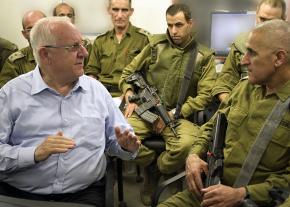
[0,0,171,48]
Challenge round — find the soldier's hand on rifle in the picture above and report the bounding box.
[115,126,141,153]
[124,89,138,118]
[201,184,246,207]
[186,154,208,198]
[153,117,166,134]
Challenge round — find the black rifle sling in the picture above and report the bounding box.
[233,97,290,187]
[174,42,198,119]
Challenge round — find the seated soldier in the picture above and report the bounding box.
[119,3,216,205]
[85,0,150,101]
[212,0,286,102]
[158,19,290,207]
[0,10,45,88]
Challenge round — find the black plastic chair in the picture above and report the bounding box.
[106,157,127,207]
[149,102,220,207]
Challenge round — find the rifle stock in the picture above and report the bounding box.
[125,72,179,137]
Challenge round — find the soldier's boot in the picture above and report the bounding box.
[140,162,161,206]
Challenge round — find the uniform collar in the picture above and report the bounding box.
[166,30,197,50]
[274,80,290,102]
[109,22,133,39]
[256,80,290,102]
[31,66,88,95]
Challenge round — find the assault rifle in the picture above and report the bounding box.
[205,113,258,207]
[205,112,227,187]
[269,187,290,206]
[125,72,179,137]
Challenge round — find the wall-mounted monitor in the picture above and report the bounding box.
[210,11,256,56]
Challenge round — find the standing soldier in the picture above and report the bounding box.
[0,10,45,88]
[85,0,150,98]
[0,38,18,72]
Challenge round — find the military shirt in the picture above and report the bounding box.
[0,46,35,88]
[0,38,18,72]
[191,79,290,205]
[212,32,249,97]
[119,32,216,118]
[85,23,149,97]
[82,37,93,67]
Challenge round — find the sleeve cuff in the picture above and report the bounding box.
[121,83,133,94]
[181,103,193,118]
[18,146,37,168]
[189,146,205,157]
[119,146,139,160]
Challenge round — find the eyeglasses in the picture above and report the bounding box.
[42,42,87,52]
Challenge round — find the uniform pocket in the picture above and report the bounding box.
[260,124,290,171]
[100,50,113,75]
[227,107,248,126]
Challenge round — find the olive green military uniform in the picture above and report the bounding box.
[85,23,149,97]
[158,79,290,207]
[119,32,216,174]
[0,46,35,88]
[212,32,248,98]
[82,37,93,67]
[0,38,18,72]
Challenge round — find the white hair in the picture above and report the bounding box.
[30,16,72,64]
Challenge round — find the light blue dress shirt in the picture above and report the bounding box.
[0,66,136,194]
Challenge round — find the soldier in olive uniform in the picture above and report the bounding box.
[158,20,290,207]
[85,0,149,98]
[212,0,286,102]
[53,2,92,67]
[0,10,45,88]
[0,38,18,72]
[119,4,216,205]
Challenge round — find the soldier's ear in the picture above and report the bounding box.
[274,50,287,68]
[130,8,134,15]
[22,30,29,41]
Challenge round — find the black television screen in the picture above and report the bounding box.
[210,11,256,56]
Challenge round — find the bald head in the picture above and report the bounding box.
[53,3,75,24]
[242,19,290,86]
[253,19,290,53]
[22,10,46,29]
[22,10,46,42]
